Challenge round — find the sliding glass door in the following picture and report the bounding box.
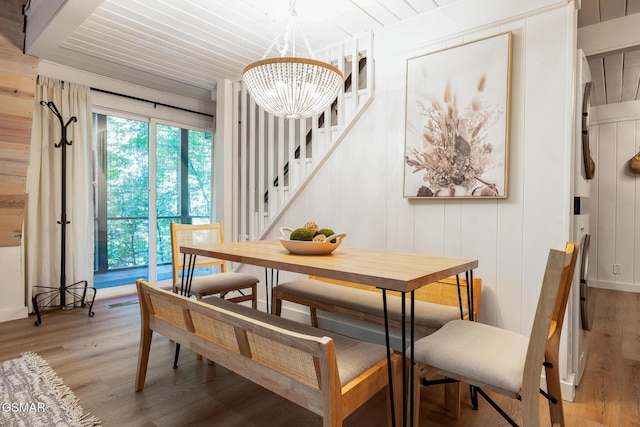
[154,123,213,283]
[93,113,212,289]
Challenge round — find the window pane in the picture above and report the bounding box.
[106,116,149,269]
[155,123,180,268]
[156,124,180,219]
[188,130,212,219]
[154,125,212,280]
[93,114,150,289]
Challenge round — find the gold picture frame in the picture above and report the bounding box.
[403,32,512,198]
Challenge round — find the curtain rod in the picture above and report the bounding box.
[90,87,214,119]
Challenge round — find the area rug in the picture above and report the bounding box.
[0,352,101,426]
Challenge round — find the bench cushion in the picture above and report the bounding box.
[202,296,389,387]
[277,279,466,329]
[175,272,259,295]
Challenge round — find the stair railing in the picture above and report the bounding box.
[230,31,373,242]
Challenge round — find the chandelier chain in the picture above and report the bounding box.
[261,0,315,60]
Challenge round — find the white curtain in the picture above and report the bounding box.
[24,77,94,309]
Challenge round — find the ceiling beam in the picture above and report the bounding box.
[24,0,106,58]
[578,13,640,56]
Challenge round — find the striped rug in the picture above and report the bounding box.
[0,352,101,426]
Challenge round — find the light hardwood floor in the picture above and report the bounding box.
[0,287,637,426]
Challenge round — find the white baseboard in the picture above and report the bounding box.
[590,280,640,293]
[541,372,576,403]
[94,284,137,300]
[0,305,28,323]
[93,281,173,301]
[561,373,576,402]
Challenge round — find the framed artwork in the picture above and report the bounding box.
[403,32,512,198]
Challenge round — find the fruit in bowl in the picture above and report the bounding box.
[279,222,346,255]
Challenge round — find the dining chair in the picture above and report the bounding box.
[170,222,259,307]
[170,222,260,367]
[411,242,578,426]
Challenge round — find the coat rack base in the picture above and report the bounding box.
[32,280,96,326]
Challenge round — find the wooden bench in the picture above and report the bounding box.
[273,275,481,420]
[273,276,481,337]
[135,279,402,427]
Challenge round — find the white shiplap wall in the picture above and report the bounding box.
[237,0,577,337]
[590,101,640,293]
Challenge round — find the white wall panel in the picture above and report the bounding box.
[461,201,499,326]
[589,125,599,282]
[596,123,617,283]
[520,6,573,333]
[588,104,640,292]
[331,113,389,250]
[413,203,446,255]
[443,202,463,257]
[493,20,526,330]
[615,121,636,284]
[636,122,640,287]
[0,247,27,322]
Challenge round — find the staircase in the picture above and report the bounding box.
[229,32,373,242]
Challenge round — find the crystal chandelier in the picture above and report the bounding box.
[242,1,344,119]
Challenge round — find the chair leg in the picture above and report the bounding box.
[412,363,423,426]
[251,284,257,309]
[272,293,283,316]
[415,366,462,421]
[470,385,478,410]
[389,354,404,427]
[195,294,204,361]
[135,328,153,391]
[173,343,181,369]
[544,356,565,426]
[475,387,519,427]
[310,307,319,327]
[444,381,461,419]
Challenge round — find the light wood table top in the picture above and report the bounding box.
[180,240,478,293]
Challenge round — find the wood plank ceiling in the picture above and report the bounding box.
[579,0,640,105]
[24,0,640,106]
[26,0,457,101]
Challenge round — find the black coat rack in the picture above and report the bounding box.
[32,101,96,326]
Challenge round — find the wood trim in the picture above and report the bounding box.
[0,0,38,247]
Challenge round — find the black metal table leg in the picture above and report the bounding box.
[382,288,415,427]
[264,268,279,313]
[174,253,196,368]
[467,270,474,321]
[410,290,415,427]
[400,292,407,427]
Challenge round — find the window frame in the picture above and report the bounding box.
[92,94,214,288]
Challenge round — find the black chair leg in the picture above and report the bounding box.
[470,385,478,409]
[173,344,181,369]
[475,387,519,427]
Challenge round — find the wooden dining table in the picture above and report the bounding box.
[180,239,478,427]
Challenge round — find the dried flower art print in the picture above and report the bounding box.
[404,32,512,198]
